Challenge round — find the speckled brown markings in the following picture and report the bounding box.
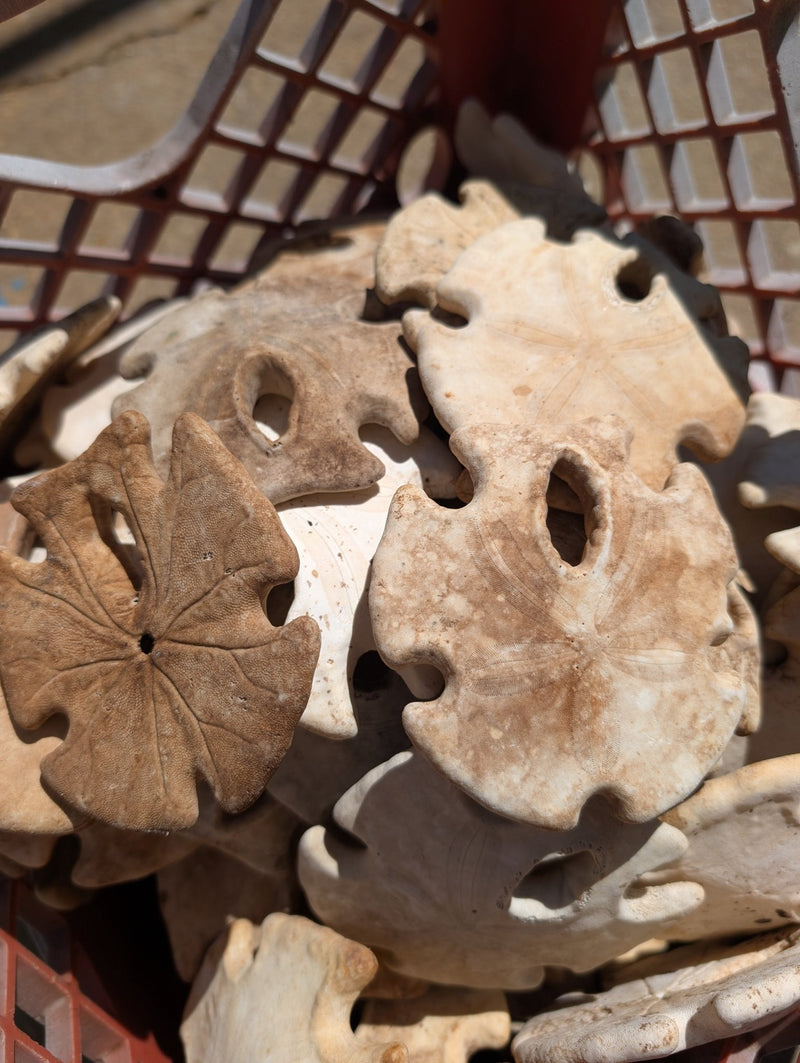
[0,411,320,831]
[370,418,754,828]
[512,929,800,1062]
[403,219,747,491]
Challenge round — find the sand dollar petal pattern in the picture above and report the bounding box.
[0,411,320,831]
[405,219,746,490]
[298,752,704,989]
[370,419,753,828]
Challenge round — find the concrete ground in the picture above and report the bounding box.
[0,0,398,349]
[0,0,241,165]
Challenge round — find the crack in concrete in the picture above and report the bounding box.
[1,0,221,91]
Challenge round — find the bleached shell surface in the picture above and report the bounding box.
[0,295,121,455]
[699,394,800,604]
[277,424,460,738]
[369,418,753,828]
[298,751,704,990]
[512,929,800,1062]
[15,297,188,469]
[405,219,746,490]
[739,392,800,510]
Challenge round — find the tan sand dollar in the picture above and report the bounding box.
[0,411,320,831]
[114,222,425,503]
[370,418,754,828]
[405,218,747,491]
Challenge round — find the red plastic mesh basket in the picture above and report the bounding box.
[0,0,797,388]
[0,2,799,1060]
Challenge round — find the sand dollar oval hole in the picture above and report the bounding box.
[510,850,597,914]
[245,359,294,445]
[545,457,597,567]
[253,393,292,442]
[266,580,295,627]
[615,254,654,302]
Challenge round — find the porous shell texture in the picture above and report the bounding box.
[0,411,320,831]
[370,418,753,828]
[512,929,800,1062]
[298,751,704,989]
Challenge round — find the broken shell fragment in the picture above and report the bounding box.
[268,659,412,826]
[159,846,299,982]
[375,181,521,309]
[0,411,320,831]
[355,985,510,1062]
[370,418,752,828]
[298,752,704,989]
[405,219,746,490]
[0,295,121,468]
[454,98,608,239]
[180,913,408,1063]
[512,929,800,1062]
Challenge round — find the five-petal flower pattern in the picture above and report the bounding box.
[404,219,747,490]
[370,418,755,828]
[0,411,320,831]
